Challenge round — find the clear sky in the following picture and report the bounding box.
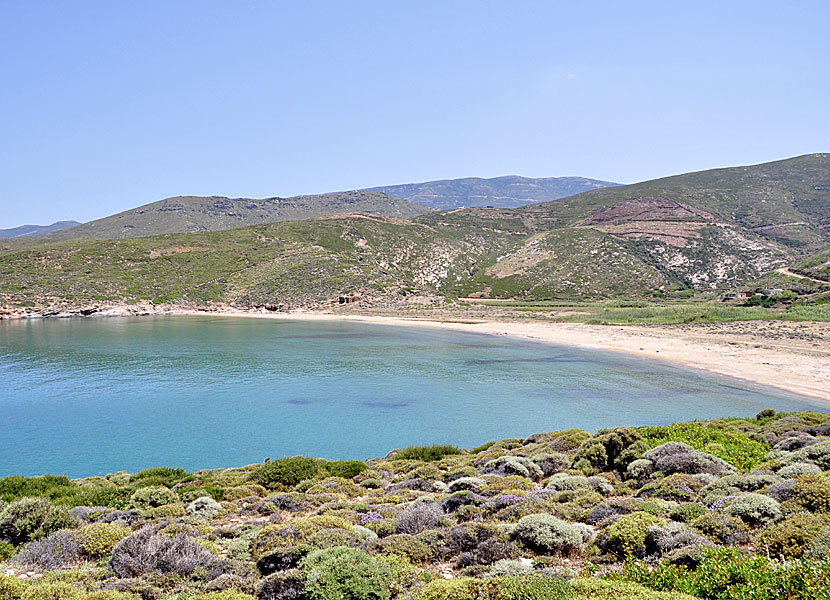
[1,1,828,228]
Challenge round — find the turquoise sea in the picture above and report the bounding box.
[0,316,824,477]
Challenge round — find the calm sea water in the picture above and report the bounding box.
[0,316,824,477]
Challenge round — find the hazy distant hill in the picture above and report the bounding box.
[365,175,619,209]
[0,220,80,238]
[40,191,430,241]
[2,154,828,313]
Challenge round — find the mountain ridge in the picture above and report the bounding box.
[0,220,80,238]
[365,175,619,210]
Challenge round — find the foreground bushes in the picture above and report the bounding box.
[621,547,830,600]
[0,411,828,600]
[0,498,76,545]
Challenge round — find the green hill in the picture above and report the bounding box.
[31,191,431,241]
[1,154,828,314]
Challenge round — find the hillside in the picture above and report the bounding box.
[1,155,829,313]
[0,220,80,238]
[366,175,619,209]
[31,191,431,241]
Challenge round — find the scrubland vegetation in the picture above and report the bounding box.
[1,411,829,599]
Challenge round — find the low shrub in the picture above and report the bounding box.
[530,453,570,477]
[13,529,81,569]
[755,512,830,558]
[690,512,748,545]
[0,573,25,600]
[778,440,830,470]
[0,497,77,545]
[257,547,309,576]
[570,578,697,599]
[792,473,830,513]
[573,428,644,473]
[480,457,543,480]
[302,546,392,600]
[257,569,307,600]
[254,458,322,490]
[723,493,782,526]
[639,423,769,471]
[19,581,84,600]
[0,476,80,505]
[638,474,703,502]
[108,526,215,577]
[512,514,584,555]
[188,496,224,519]
[416,575,571,600]
[368,534,434,564]
[641,443,735,477]
[319,460,369,479]
[395,502,443,535]
[668,503,705,523]
[392,445,462,462]
[128,486,178,509]
[128,467,192,488]
[601,512,666,558]
[621,547,830,600]
[76,522,132,559]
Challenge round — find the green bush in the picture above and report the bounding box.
[638,474,704,502]
[20,582,84,600]
[638,423,769,471]
[367,534,434,564]
[690,512,748,545]
[187,592,256,600]
[0,573,24,600]
[603,512,666,557]
[127,466,192,487]
[755,513,830,558]
[0,476,80,505]
[253,457,322,489]
[621,547,830,600]
[723,493,782,526]
[0,497,76,545]
[302,546,393,600]
[128,486,178,509]
[571,578,697,599]
[669,503,706,523]
[416,575,571,600]
[512,514,584,555]
[792,474,830,513]
[393,445,462,462]
[321,460,369,479]
[76,522,132,559]
[574,428,644,472]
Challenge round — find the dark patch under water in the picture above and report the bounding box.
[0,316,824,477]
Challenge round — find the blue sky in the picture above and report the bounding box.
[1,1,828,228]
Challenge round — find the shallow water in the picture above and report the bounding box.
[0,316,823,477]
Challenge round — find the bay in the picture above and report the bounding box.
[0,316,823,477]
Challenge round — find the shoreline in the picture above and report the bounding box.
[4,304,829,404]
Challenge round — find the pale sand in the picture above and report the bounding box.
[221,311,830,405]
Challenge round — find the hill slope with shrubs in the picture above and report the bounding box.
[1,410,829,599]
[2,155,829,315]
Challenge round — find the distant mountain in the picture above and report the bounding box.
[0,220,80,238]
[40,191,430,241]
[365,175,620,209]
